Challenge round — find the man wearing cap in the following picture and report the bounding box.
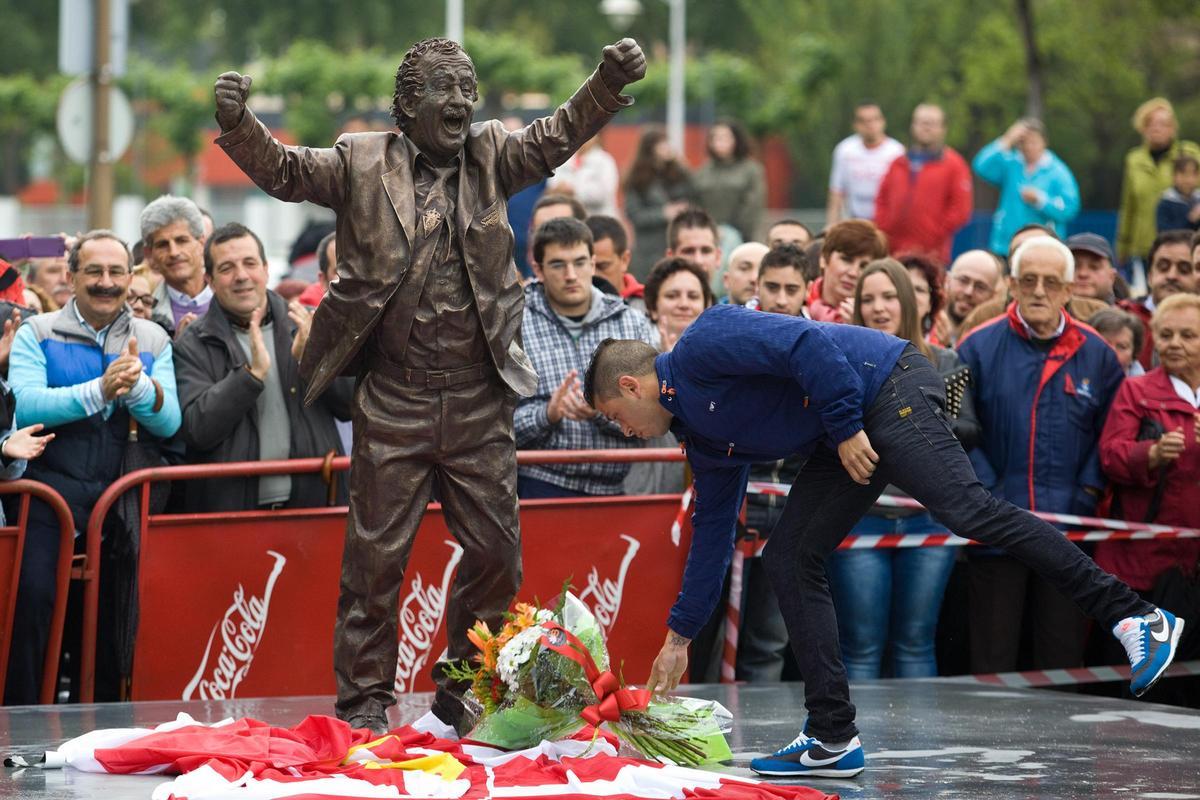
[1067,233,1120,306]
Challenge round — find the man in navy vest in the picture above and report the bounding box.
[584,303,1183,779]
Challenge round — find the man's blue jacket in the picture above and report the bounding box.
[655,304,906,638]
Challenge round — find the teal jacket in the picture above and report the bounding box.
[973,140,1080,255]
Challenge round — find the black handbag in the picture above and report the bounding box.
[1111,417,1168,523]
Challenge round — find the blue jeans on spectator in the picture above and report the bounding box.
[827,513,956,679]
[761,344,1153,744]
[516,474,591,499]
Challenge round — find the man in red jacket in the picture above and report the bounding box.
[874,104,974,264]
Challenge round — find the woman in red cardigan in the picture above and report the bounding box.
[1098,292,1200,594]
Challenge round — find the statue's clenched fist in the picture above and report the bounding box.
[214,71,253,132]
[600,38,647,93]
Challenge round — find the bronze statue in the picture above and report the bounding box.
[213,37,646,734]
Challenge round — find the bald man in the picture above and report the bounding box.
[936,249,1003,345]
[722,242,770,306]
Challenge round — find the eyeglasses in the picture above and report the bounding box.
[80,266,130,279]
[951,273,994,295]
[1016,273,1066,293]
[129,293,157,309]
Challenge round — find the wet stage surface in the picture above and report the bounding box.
[2,679,1199,798]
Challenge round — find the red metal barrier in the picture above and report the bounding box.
[0,480,76,704]
[81,449,687,702]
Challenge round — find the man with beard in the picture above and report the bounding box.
[6,230,180,703]
[932,250,1002,345]
[1120,229,1197,370]
[214,36,646,735]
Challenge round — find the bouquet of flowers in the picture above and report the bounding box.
[446,592,732,766]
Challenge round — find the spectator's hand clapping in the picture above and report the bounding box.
[1149,427,1186,470]
[0,309,22,371]
[174,312,198,340]
[287,299,313,363]
[101,338,143,401]
[246,306,271,382]
[214,71,252,132]
[546,369,594,424]
[2,424,54,461]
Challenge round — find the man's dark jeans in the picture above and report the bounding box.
[762,345,1153,743]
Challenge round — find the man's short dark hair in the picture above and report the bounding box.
[317,231,337,277]
[532,193,586,223]
[586,215,628,255]
[68,230,131,272]
[204,222,266,275]
[1149,228,1195,266]
[533,217,594,266]
[644,256,714,313]
[768,218,813,237]
[390,38,473,134]
[583,337,659,407]
[1088,308,1144,359]
[668,207,719,251]
[759,245,808,278]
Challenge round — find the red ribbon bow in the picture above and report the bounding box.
[539,622,650,727]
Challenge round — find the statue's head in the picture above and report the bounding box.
[391,38,477,162]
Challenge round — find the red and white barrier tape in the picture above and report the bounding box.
[946,659,1200,689]
[745,481,1200,543]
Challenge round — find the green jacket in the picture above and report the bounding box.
[693,157,766,241]
[1117,139,1200,262]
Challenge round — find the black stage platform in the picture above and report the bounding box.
[3,680,1199,798]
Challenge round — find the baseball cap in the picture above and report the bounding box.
[1066,233,1114,263]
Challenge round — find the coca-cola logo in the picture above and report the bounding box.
[182,550,286,701]
[394,539,463,693]
[578,534,640,637]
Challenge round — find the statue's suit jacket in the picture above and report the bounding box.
[216,69,631,404]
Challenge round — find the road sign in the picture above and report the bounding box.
[56,78,136,165]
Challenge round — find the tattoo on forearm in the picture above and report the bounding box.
[669,632,690,647]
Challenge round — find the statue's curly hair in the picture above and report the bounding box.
[390,38,474,134]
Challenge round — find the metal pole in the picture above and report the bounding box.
[666,0,685,156]
[446,0,464,43]
[88,0,113,230]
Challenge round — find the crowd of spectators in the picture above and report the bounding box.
[3,93,1200,707]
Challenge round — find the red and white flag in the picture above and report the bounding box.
[13,714,837,800]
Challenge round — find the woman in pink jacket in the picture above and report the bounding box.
[1098,292,1200,593]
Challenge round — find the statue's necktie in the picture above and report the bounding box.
[421,167,455,237]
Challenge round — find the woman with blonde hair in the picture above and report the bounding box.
[825,258,980,678]
[1116,98,1200,288]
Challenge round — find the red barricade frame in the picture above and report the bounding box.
[79,449,688,702]
[0,480,76,704]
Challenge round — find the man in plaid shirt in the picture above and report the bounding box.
[516,217,656,497]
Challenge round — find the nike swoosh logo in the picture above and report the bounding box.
[799,749,847,767]
[1151,618,1171,643]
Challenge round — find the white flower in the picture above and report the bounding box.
[497,625,548,694]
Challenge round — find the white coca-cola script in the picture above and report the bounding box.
[182,550,286,701]
[578,534,640,636]
[394,540,463,693]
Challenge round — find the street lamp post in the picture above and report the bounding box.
[601,0,686,156]
[446,0,464,43]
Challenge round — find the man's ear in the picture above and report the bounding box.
[617,374,641,398]
[398,92,417,125]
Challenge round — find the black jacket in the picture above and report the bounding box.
[173,290,353,512]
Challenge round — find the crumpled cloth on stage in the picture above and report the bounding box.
[8,713,837,800]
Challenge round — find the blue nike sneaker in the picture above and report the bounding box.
[1114,608,1185,697]
[750,731,865,778]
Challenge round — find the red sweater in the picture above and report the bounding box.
[1097,367,1200,591]
[874,148,974,264]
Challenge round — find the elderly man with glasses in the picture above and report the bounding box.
[957,235,1126,678]
[4,229,181,705]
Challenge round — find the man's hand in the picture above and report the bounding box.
[288,300,313,363]
[1149,428,1186,470]
[600,38,647,93]
[214,71,252,132]
[546,369,596,424]
[933,309,953,346]
[246,306,272,382]
[2,424,54,460]
[0,309,21,371]
[174,312,198,340]
[838,429,879,485]
[646,629,690,695]
[101,338,143,401]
